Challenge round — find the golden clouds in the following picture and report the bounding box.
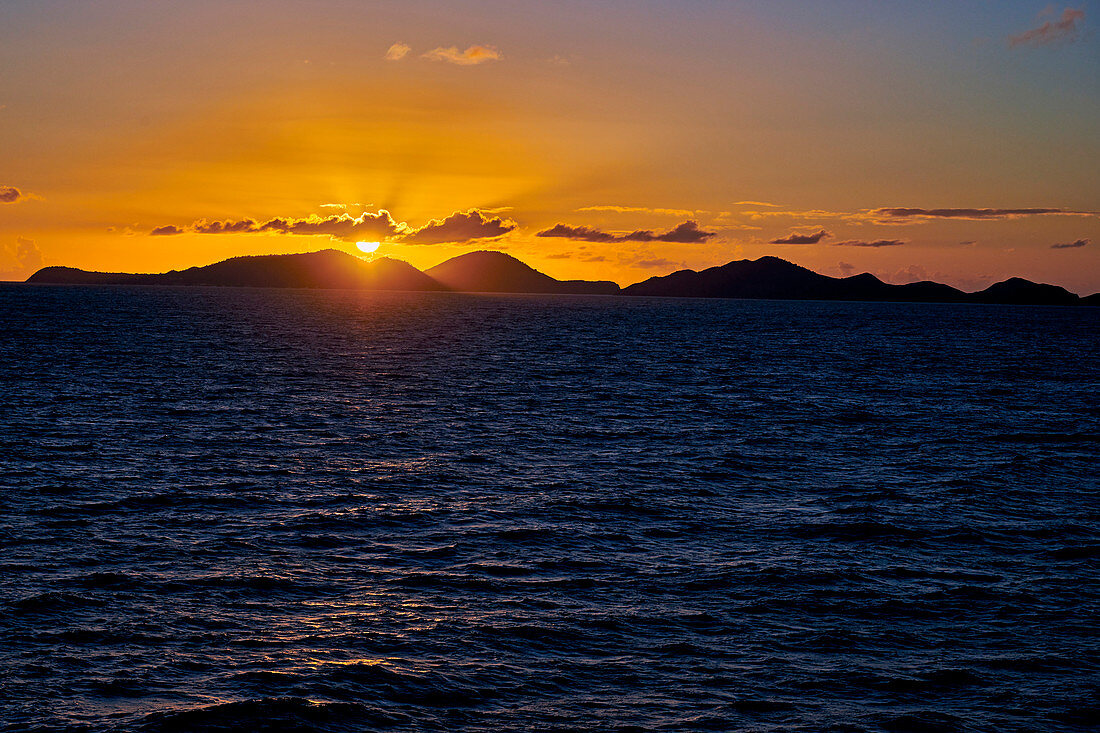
[422,45,502,65]
[384,42,411,61]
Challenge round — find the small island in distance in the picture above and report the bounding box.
[25,249,1100,306]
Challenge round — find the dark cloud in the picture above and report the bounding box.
[150,225,184,236]
[833,239,905,247]
[258,211,402,239]
[536,220,714,244]
[0,186,22,203]
[1010,8,1085,47]
[399,209,516,244]
[641,220,715,243]
[536,224,619,243]
[875,207,1083,220]
[771,229,831,244]
[150,211,404,240]
[1051,238,1089,249]
[193,219,259,234]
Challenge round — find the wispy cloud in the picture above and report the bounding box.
[1051,238,1089,249]
[833,239,906,247]
[537,220,715,244]
[0,185,22,204]
[738,206,1094,225]
[422,45,501,65]
[385,42,411,61]
[577,205,697,217]
[873,207,1092,220]
[1010,8,1085,47]
[733,200,780,207]
[633,257,686,270]
[398,209,515,244]
[771,229,831,244]
[1,237,44,280]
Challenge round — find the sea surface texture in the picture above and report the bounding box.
[1,284,1098,733]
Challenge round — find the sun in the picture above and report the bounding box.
[356,241,380,254]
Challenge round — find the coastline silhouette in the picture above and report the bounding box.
[24,249,1096,306]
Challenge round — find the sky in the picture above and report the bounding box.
[2,0,1098,292]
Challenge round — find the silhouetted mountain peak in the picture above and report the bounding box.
[28,249,445,292]
[426,250,619,295]
[973,277,1079,305]
[24,250,1087,305]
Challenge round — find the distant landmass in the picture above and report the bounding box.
[425,251,619,295]
[622,256,1087,306]
[27,250,445,292]
[24,249,1098,305]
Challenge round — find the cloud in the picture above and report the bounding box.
[1,237,44,280]
[771,229,831,244]
[1051,238,1089,249]
[150,210,405,240]
[193,219,259,234]
[833,239,905,247]
[640,221,715,243]
[398,209,516,244]
[536,220,715,244]
[0,186,22,203]
[1010,8,1085,46]
[150,225,184,236]
[733,200,781,207]
[837,262,855,277]
[258,211,403,239]
[422,45,501,65]
[634,257,685,270]
[385,42,411,61]
[873,207,1091,220]
[577,204,697,217]
[536,224,619,243]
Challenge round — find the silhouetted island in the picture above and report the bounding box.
[28,250,445,292]
[425,251,619,295]
[24,250,1093,306]
[622,256,1086,306]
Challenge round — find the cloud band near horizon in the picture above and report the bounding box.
[149,209,514,245]
[536,220,715,244]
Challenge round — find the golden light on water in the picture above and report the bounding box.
[356,242,380,254]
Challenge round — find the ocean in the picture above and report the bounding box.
[1,284,1098,732]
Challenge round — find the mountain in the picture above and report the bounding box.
[622,256,1082,305]
[27,250,445,292]
[24,250,1089,305]
[970,277,1080,306]
[425,251,619,295]
[622,256,969,302]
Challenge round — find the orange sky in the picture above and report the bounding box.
[2,1,1098,292]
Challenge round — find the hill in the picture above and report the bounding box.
[25,250,1089,305]
[425,251,619,295]
[622,256,1077,305]
[26,250,445,292]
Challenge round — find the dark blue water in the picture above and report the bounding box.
[2,284,1098,732]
